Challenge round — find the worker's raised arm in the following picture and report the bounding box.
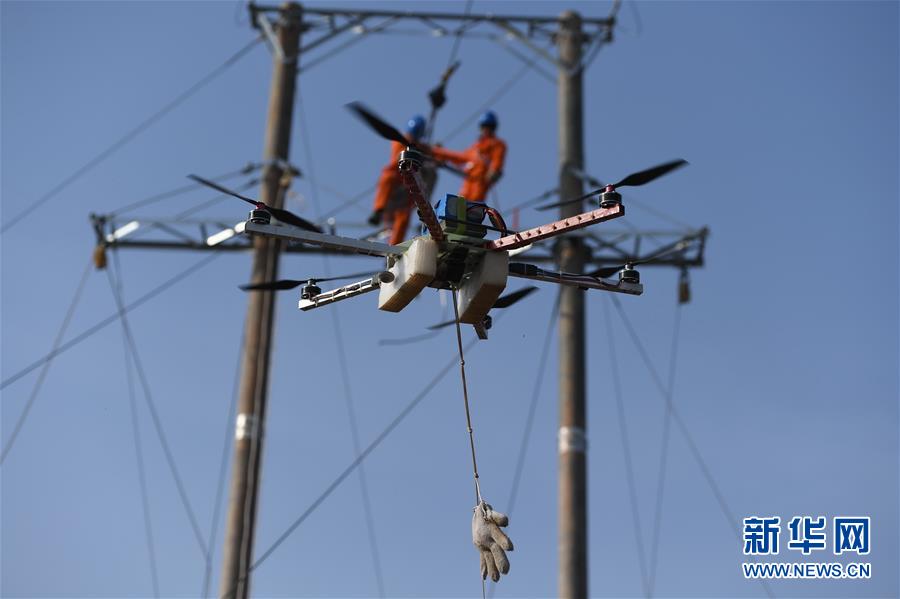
[431,145,471,166]
[487,139,507,184]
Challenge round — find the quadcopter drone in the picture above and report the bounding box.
[189,103,688,340]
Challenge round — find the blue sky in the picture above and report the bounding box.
[2,1,897,597]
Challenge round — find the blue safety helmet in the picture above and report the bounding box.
[406,115,426,141]
[478,110,499,130]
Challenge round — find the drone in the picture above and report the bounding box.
[189,103,688,340]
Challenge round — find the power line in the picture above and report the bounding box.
[298,16,400,75]
[609,296,774,598]
[602,297,650,597]
[202,323,246,599]
[1,260,92,464]
[445,0,474,69]
[0,36,263,234]
[441,48,548,144]
[487,296,558,599]
[105,266,210,559]
[110,164,259,217]
[648,304,682,597]
[505,295,558,516]
[2,253,221,392]
[219,329,488,599]
[297,91,386,597]
[110,253,160,598]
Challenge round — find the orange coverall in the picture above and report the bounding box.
[371,140,414,245]
[431,132,507,202]
[372,139,438,245]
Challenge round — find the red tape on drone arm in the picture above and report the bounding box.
[486,204,624,251]
[399,168,445,242]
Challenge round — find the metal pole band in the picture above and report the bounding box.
[558,426,587,454]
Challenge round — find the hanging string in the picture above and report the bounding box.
[450,289,483,505]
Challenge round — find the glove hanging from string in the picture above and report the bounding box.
[472,500,514,582]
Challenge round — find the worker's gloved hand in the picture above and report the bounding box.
[367,208,383,226]
[429,83,447,109]
[472,501,513,582]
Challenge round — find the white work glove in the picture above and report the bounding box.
[472,501,513,582]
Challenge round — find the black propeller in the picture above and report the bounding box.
[346,102,425,151]
[346,101,465,177]
[536,159,688,211]
[239,271,379,292]
[427,286,538,330]
[187,174,322,233]
[587,238,692,279]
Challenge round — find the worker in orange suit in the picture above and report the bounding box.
[430,110,507,202]
[367,115,429,245]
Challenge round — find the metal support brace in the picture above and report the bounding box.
[256,14,286,62]
[298,276,384,311]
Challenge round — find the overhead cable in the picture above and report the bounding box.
[298,17,400,75]
[648,304,683,596]
[105,265,209,558]
[609,296,774,598]
[0,260,92,464]
[602,297,650,597]
[219,327,492,599]
[442,48,547,144]
[1,253,221,391]
[297,92,386,597]
[0,36,263,234]
[486,295,558,596]
[202,323,245,599]
[109,254,160,598]
[110,164,259,217]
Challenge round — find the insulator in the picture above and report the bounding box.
[92,245,107,270]
[249,209,271,225]
[678,270,691,304]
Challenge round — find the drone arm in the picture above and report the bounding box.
[298,276,383,311]
[508,263,642,296]
[486,204,624,252]
[398,160,445,242]
[243,221,404,257]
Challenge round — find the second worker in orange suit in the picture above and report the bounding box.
[367,115,431,245]
[430,110,507,203]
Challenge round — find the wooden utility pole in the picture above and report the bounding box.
[556,10,588,599]
[219,4,303,598]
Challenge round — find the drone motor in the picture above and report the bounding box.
[599,187,622,209]
[300,281,322,300]
[618,264,640,284]
[249,209,271,225]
